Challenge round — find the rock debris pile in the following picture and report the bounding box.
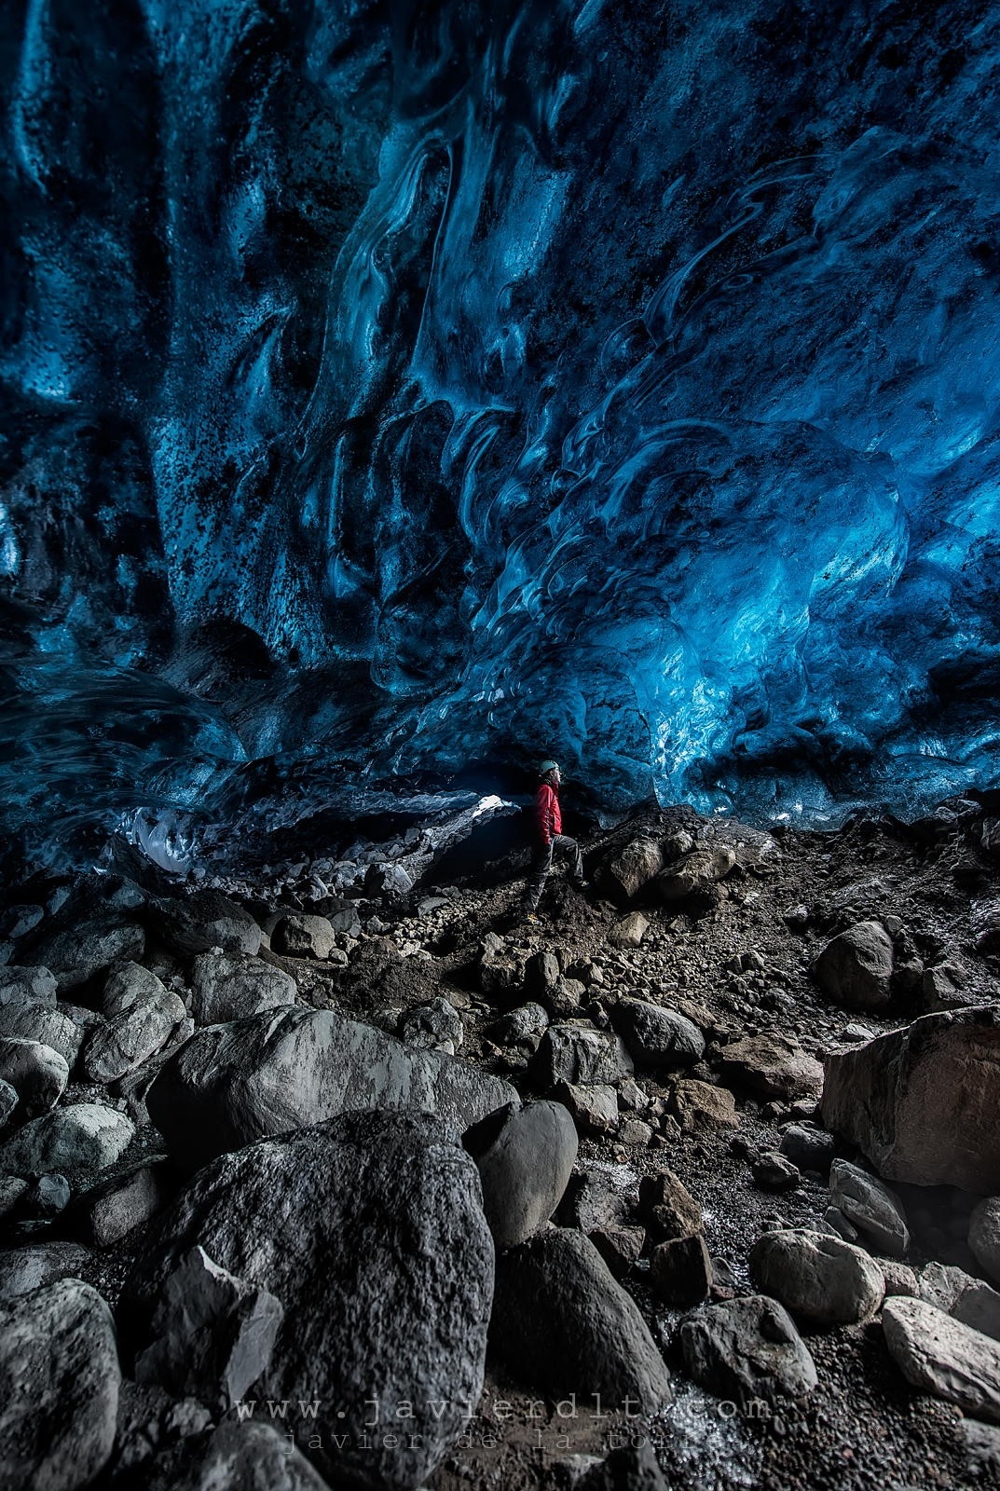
[1,795,1000,1489]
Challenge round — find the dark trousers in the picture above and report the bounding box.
[526,834,584,911]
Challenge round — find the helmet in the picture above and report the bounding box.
[539,759,560,775]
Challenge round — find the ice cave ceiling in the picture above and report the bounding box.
[2,0,1000,860]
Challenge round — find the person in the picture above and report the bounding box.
[523,760,587,918]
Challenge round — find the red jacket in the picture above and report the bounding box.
[535,782,561,846]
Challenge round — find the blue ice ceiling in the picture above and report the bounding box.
[2,0,1000,858]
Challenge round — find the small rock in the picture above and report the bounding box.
[969,1196,1000,1286]
[922,962,969,1012]
[668,1077,739,1134]
[880,1259,920,1298]
[489,1003,549,1045]
[172,1420,332,1491]
[70,1162,173,1249]
[0,1241,93,1298]
[0,1003,84,1069]
[829,1158,910,1257]
[135,1245,284,1411]
[152,893,261,957]
[813,921,894,1010]
[752,1152,801,1191]
[399,997,464,1051]
[778,1124,835,1175]
[102,961,170,1017]
[555,1082,620,1136]
[650,1233,713,1306]
[638,1169,702,1241]
[464,1100,578,1250]
[619,1118,653,1147]
[750,1229,885,1324]
[608,912,650,950]
[679,1295,817,1405]
[575,1442,668,1491]
[22,1172,71,1218]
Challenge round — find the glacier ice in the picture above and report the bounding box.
[1,0,1000,861]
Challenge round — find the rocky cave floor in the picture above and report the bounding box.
[3,795,1000,1491]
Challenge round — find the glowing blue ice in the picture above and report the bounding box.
[1,0,999,858]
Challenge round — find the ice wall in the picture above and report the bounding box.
[2,0,1000,858]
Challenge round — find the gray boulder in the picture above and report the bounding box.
[656,846,736,902]
[612,999,704,1070]
[146,1007,517,1173]
[0,1278,120,1489]
[822,1007,1000,1190]
[535,1025,633,1088]
[778,1124,835,1175]
[169,1421,333,1491]
[399,997,464,1052]
[125,1111,493,1491]
[103,961,171,1016]
[0,965,57,1006]
[0,1080,15,1128]
[602,838,665,905]
[829,1158,910,1256]
[270,913,336,959]
[882,1295,1000,1423]
[0,1002,84,1068]
[32,920,146,992]
[679,1295,818,1406]
[190,952,297,1025]
[555,1081,620,1136]
[136,1246,284,1412]
[920,1262,1000,1343]
[813,921,894,1010]
[0,1102,135,1179]
[151,892,262,957]
[490,1003,549,1046]
[70,1161,173,1249]
[608,913,650,950]
[464,1100,577,1250]
[749,1229,885,1325]
[83,988,187,1084]
[0,1038,69,1117]
[649,1233,713,1306]
[0,1241,93,1299]
[490,1227,672,1414]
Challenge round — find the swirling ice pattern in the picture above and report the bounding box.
[1,0,999,859]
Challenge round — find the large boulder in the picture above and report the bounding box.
[969,1197,1000,1286]
[150,892,262,957]
[464,1100,577,1250]
[612,999,704,1070]
[821,1007,1000,1190]
[0,1241,93,1299]
[0,966,57,1006]
[882,1296,1000,1424]
[190,952,297,1024]
[0,1037,69,1116]
[0,1002,84,1068]
[813,921,894,1011]
[490,1227,672,1414]
[749,1229,885,1325]
[0,1102,135,1179]
[270,914,337,960]
[146,1007,517,1173]
[828,1158,910,1256]
[655,846,736,903]
[102,961,171,1017]
[679,1296,817,1406]
[124,1112,494,1491]
[602,838,665,905]
[31,920,146,993]
[0,1278,120,1490]
[83,988,187,1084]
